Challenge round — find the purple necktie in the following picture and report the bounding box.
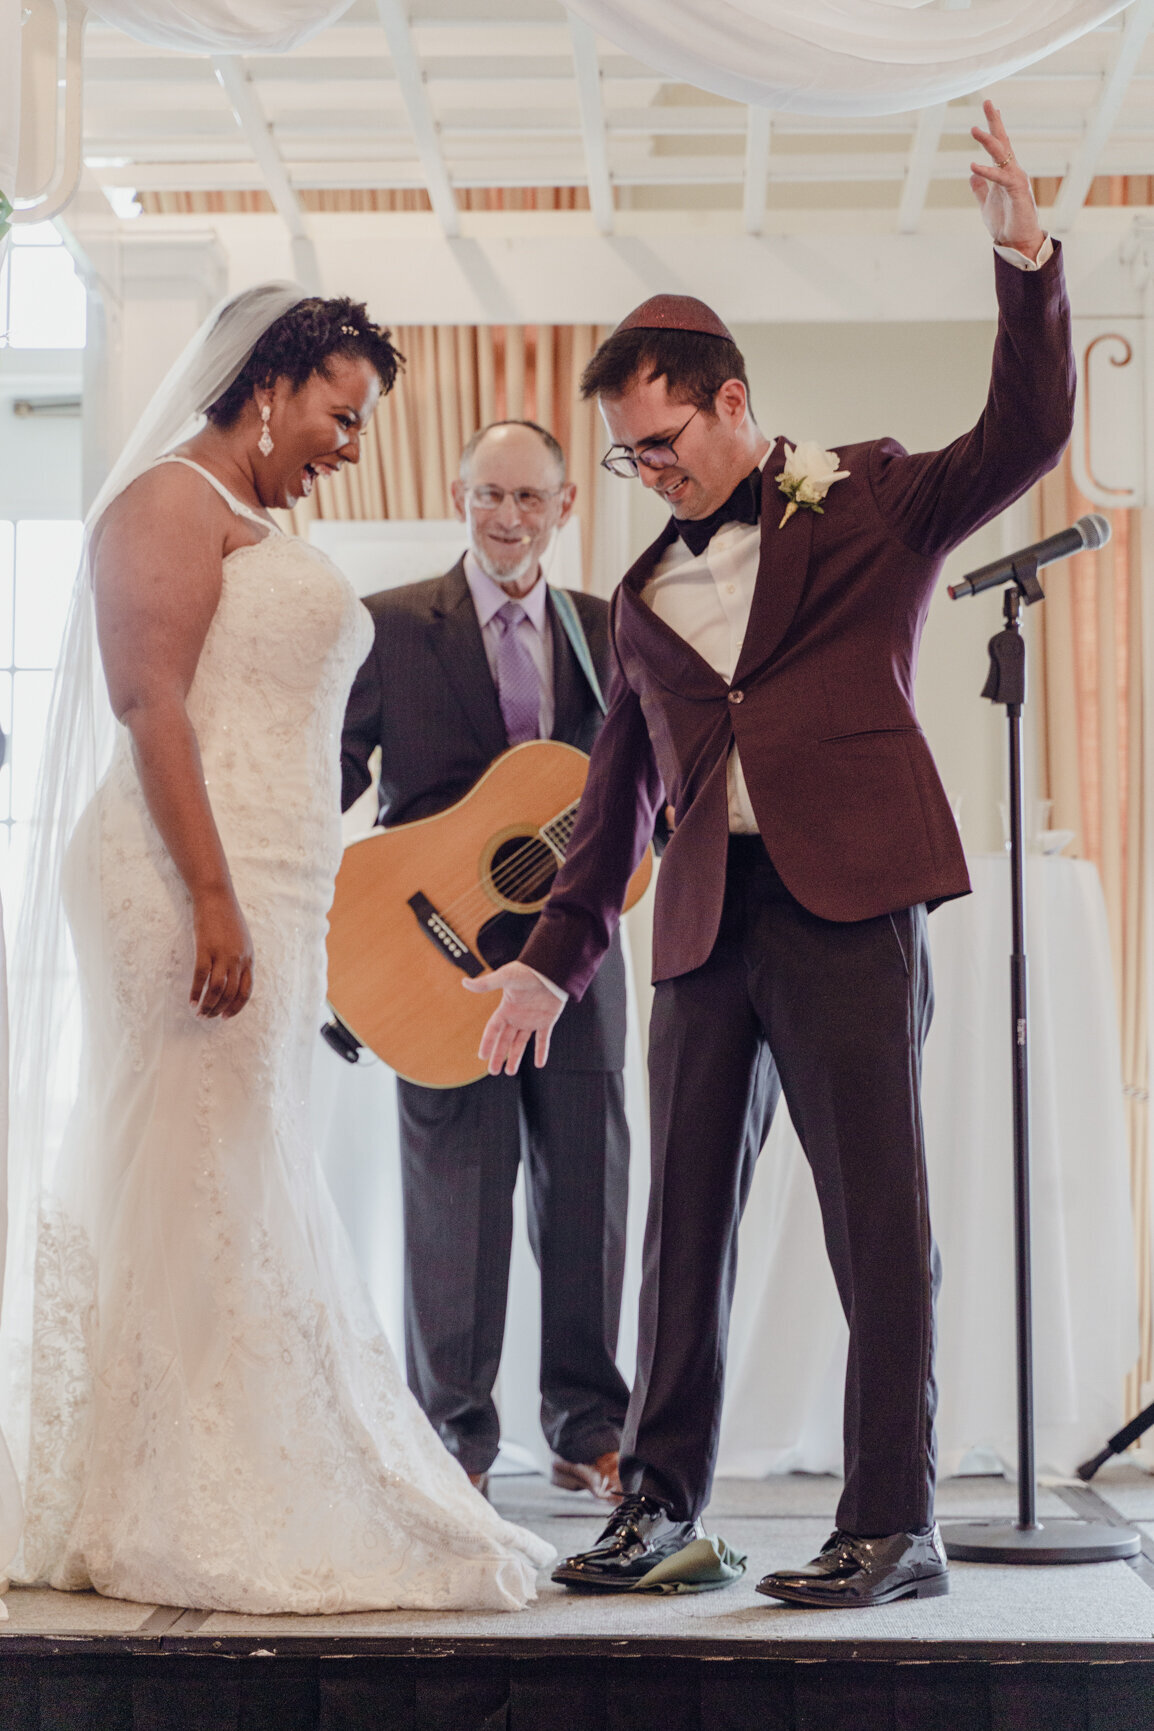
[493,600,540,745]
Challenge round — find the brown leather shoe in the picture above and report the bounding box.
[550,1450,623,1503]
[468,1471,490,1501]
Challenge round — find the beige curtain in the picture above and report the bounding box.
[1031,170,1152,1423]
[1034,174,1154,210]
[138,191,606,585]
[280,324,607,590]
[1034,453,1150,1420]
[140,188,590,215]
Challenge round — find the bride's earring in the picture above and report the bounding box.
[258,404,274,458]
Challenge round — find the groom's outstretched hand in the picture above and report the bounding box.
[464,960,565,1075]
[970,98,1047,263]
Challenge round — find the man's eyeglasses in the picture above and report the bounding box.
[601,408,700,479]
[466,485,562,514]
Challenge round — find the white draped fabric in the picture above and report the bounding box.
[0,904,16,1615]
[87,0,353,54]
[565,0,1136,116]
[0,0,19,270]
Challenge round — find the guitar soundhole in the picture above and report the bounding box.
[485,831,558,914]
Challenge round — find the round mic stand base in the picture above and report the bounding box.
[941,1519,1139,1565]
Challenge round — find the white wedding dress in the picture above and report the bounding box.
[17,462,553,1614]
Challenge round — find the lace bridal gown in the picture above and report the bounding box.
[17,463,552,1614]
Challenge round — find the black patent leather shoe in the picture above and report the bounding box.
[552,1493,704,1591]
[756,1525,949,1608]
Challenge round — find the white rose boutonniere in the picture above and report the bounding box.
[777,440,850,529]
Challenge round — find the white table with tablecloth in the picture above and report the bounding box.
[0,900,18,1607]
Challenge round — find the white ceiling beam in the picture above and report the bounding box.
[744,107,772,235]
[568,16,614,235]
[103,163,425,191]
[375,0,460,237]
[613,107,747,136]
[1051,0,1154,231]
[898,103,948,234]
[111,144,1154,195]
[212,55,321,290]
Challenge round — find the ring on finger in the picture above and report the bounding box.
[998,155,1012,168]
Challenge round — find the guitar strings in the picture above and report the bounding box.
[440,843,558,927]
[483,810,580,906]
[434,822,562,921]
[427,787,580,930]
[446,819,573,923]
[432,803,579,932]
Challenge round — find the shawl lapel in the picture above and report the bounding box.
[427,558,508,759]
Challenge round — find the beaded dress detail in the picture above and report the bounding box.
[17,464,552,1613]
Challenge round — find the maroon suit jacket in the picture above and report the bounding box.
[523,247,1076,998]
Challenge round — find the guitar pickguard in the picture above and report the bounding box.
[475,909,538,972]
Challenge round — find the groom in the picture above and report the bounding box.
[466,104,1076,1607]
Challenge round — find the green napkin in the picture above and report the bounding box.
[628,1534,748,1594]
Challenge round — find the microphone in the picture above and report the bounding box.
[948,514,1111,600]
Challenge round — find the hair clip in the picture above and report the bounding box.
[340,324,358,335]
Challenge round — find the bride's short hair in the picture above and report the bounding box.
[205,296,404,427]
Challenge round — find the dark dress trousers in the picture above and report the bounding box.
[341,560,631,1475]
[520,248,1076,1534]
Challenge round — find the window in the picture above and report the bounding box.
[0,518,82,904]
[0,222,87,350]
[0,219,86,905]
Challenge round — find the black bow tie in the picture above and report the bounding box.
[673,467,763,558]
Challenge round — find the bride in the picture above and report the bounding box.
[3,283,553,1614]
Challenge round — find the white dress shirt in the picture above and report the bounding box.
[464,552,554,739]
[643,456,770,833]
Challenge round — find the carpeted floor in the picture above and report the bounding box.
[3,1469,1153,1649]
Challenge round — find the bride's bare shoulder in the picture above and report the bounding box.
[92,463,232,560]
[107,460,233,520]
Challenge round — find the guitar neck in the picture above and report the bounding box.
[540,801,580,862]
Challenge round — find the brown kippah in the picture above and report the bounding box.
[614,294,734,342]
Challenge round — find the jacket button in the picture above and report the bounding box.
[729,688,744,704]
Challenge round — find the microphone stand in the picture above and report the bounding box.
[939,558,1139,1565]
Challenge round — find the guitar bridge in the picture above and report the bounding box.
[407,892,485,978]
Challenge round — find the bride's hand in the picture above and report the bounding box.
[191,887,254,1019]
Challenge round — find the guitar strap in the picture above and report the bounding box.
[550,587,608,717]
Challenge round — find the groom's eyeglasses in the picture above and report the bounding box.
[601,408,701,479]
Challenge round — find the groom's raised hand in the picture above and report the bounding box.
[970,99,1047,263]
[463,960,565,1075]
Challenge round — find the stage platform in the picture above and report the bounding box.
[1,1469,1152,1729]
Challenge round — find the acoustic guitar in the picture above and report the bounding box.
[325,739,653,1088]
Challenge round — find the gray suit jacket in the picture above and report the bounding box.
[341,558,628,1072]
